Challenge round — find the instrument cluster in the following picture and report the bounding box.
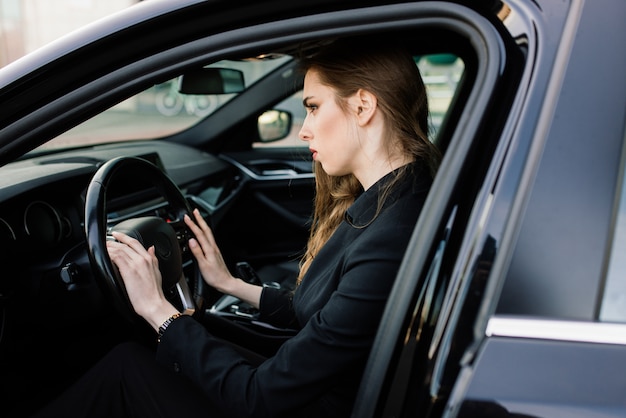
[1,200,73,247]
[0,186,84,264]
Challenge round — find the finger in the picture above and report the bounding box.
[108,236,149,266]
[107,238,157,278]
[147,246,161,271]
[183,215,209,253]
[107,240,134,266]
[183,213,200,235]
[111,231,149,255]
[187,237,208,265]
[192,208,210,229]
[192,209,217,245]
[184,213,216,249]
[111,232,159,269]
[183,210,209,236]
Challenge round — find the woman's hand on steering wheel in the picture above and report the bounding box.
[107,232,179,331]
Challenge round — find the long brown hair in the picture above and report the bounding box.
[297,38,440,281]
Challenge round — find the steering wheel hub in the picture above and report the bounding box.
[111,216,182,289]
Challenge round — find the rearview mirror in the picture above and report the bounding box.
[258,110,292,142]
[179,68,245,95]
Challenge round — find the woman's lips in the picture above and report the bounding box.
[310,148,318,160]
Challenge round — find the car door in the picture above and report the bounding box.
[451,1,626,417]
[354,0,626,417]
[348,1,529,416]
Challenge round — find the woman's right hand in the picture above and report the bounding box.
[184,209,237,293]
[184,209,264,308]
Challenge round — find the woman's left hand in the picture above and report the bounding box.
[107,232,179,331]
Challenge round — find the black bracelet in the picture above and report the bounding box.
[157,313,183,342]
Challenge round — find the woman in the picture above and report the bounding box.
[34,38,440,418]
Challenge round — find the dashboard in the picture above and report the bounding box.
[0,138,315,349]
[0,140,243,320]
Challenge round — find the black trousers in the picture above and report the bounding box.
[32,339,337,418]
[32,342,229,418]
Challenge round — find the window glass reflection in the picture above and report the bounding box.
[600,138,626,322]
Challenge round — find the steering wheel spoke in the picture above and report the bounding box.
[166,275,196,316]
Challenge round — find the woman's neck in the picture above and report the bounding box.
[356,153,414,190]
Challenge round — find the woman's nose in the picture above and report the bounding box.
[298,119,311,142]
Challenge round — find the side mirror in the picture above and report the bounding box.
[258,110,292,142]
[179,68,245,94]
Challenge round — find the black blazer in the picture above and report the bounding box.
[157,163,432,418]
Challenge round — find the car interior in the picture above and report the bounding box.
[0,13,516,412]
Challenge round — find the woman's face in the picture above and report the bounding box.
[299,70,360,177]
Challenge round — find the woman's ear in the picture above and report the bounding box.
[353,89,377,126]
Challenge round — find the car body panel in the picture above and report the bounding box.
[459,335,626,417]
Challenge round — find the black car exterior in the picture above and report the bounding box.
[0,0,625,417]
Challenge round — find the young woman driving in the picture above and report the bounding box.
[34,37,440,418]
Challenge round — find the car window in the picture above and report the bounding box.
[254,53,464,148]
[600,135,626,322]
[37,53,462,151]
[37,56,291,151]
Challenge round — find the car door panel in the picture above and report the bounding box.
[215,148,314,273]
[456,333,626,417]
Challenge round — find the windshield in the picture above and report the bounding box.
[36,53,464,152]
[38,57,292,151]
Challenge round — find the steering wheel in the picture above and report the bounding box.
[84,156,202,322]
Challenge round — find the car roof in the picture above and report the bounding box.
[0,0,504,89]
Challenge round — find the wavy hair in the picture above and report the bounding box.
[297,38,441,281]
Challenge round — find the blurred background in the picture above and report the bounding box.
[0,0,140,68]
